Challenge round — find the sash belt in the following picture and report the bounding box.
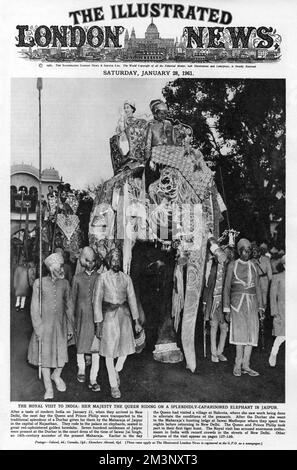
[231,285,256,295]
[102,301,128,312]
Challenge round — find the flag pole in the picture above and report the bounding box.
[37,77,43,380]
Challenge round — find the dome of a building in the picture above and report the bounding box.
[145,20,160,40]
[42,167,60,181]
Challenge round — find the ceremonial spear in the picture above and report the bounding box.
[37,77,43,380]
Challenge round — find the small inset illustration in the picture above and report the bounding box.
[17,21,282,63]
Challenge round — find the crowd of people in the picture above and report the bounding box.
[22,246,142,400]
[12,236,285,401]
[203,239,285,376]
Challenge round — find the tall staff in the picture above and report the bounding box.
[16,191,24,265]
[37,77,43,380]
[18,190,24,236]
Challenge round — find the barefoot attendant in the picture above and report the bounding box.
[223,238,265,377]
[202,244,233,363]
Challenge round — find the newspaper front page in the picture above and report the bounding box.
[1,0,297,452]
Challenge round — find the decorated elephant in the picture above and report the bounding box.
[89,99,226,373]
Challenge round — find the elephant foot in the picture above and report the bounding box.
[153,343,184,364]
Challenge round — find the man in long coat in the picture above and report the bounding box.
[28,253,74,400]
[72,247,100,391]
[202,244,231,363]
[223,239,264,377]
[93,248,142,399]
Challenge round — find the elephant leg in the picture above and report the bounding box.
[134,282,146,327]
[153,319,183,364]
[130,243,146,326]
[130,242,183,363]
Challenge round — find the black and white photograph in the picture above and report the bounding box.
[2,0,297,454]
[10,77,285,403]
